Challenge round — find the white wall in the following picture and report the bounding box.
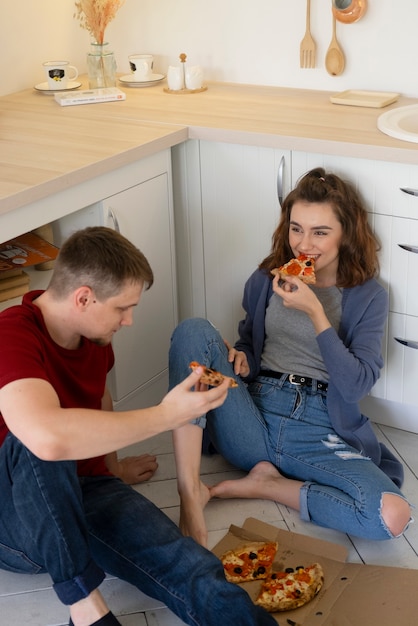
[1,0,417,98]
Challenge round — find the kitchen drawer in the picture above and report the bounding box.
[384,313,418,407]
[372,213,418,316]
[368,312,418,409]
[361,312,418,431]
[291,151,418,220]
[373,160,418,219]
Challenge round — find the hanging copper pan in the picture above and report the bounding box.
[332,0,367,24]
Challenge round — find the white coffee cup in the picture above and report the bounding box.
[167,65,184,91]
[128,54,154,80]
[185,65,203,90]
[43,61,78,90]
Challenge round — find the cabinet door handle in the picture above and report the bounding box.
[107,208,120,233]
[395,337,418,350]
[398,243,418,254]
[277,156,285,208]
[400,187,418,197]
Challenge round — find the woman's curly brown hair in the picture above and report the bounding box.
[259,167,380,288]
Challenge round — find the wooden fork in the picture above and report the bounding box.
[300,0,316,68]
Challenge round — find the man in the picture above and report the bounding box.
[0,227,276,626]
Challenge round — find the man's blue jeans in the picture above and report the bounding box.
[0,433,276,626]
[169,318,409,540]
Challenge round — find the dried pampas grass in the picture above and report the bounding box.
[74,0,125,44]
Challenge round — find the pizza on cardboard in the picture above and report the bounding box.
[214,518,418,625]
[0,232,59,302]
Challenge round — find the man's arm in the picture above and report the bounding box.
[101,386,158,484]
[0,368,229,462]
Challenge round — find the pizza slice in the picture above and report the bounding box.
[271,254,316,284]
[255,562,324,612]
[220,541,278,583]
[189,361,239,388]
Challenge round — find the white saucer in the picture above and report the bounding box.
[119,73,165,87]
[34,81,82,94]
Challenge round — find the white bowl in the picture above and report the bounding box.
[378,104,418,144]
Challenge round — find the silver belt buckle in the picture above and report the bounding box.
[288,374,302,386]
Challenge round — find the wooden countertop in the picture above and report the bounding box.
[2,79,418,217]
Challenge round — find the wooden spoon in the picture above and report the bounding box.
[325,12,345,75]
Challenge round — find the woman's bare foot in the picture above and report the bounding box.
[209,461,303,511]
[179,479,211,547]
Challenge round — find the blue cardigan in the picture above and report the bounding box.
[235,269,404,487]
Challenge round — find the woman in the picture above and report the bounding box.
[169,168,412,548]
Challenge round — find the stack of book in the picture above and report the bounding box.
[0,231,59,303]
[0,269,30,302]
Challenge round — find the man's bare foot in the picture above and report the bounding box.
[209,461,303,511]
[115,454,158,484]
[70,589,110,626]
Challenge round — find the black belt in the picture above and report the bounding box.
[259,370,328,392]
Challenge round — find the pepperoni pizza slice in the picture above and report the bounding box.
[255,562,324,612]
[220,541,279,583]
[271,254,316,284]
[189,361,239,388]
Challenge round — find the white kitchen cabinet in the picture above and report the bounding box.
[175,143,418,432]
[103,174,177,411]
[172,140,291,343]
[0,150,177,412]
[292,151,418,433]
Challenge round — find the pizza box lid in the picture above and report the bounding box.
[212,518,418,625]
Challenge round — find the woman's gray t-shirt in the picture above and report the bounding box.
[260,286,342,381]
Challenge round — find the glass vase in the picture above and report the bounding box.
[87,42,116,89]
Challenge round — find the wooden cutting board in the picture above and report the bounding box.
[330,89,400,108]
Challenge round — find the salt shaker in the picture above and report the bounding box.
[167,65,184,90]
[185,65,203,90]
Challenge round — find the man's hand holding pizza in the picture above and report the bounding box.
[161,367,230,429]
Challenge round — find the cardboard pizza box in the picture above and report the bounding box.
[0,232,58,272]
[212,518,418,625]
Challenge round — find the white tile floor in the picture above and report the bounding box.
[1,423,417,625]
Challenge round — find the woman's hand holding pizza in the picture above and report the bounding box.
[272,274,331,335]
[272,273,317,311]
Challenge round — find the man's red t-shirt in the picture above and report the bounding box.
[0,291,115,476]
